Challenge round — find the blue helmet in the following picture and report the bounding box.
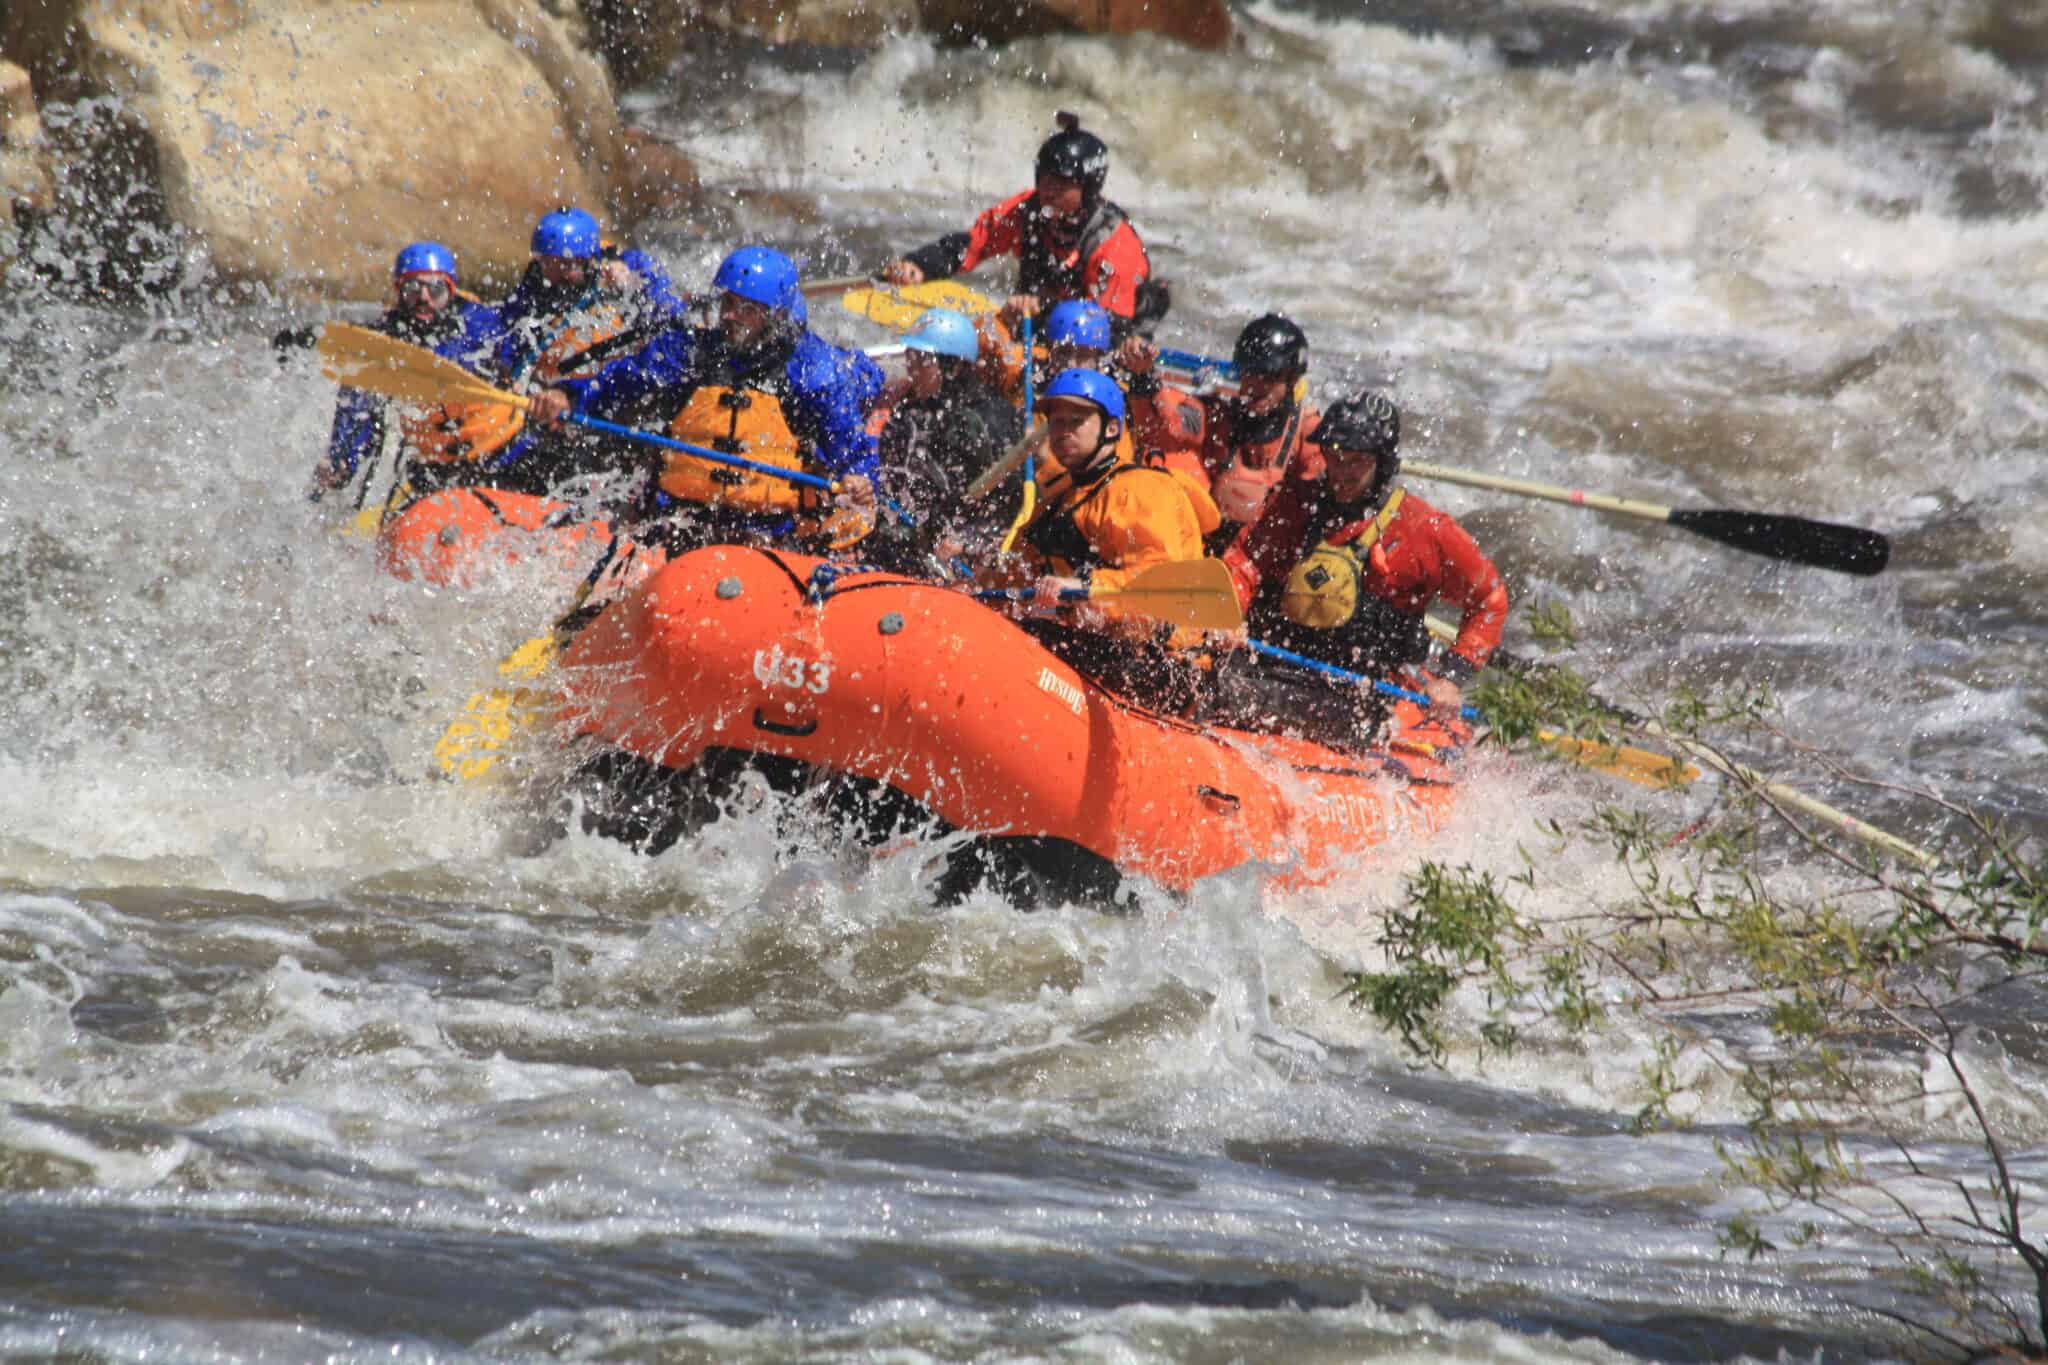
[531,207,602,260]
[714,245,805,322]
[1040,367,1126,424]
[902,308,980,362]
[1045,299,1111,351]
[392,240,457,280]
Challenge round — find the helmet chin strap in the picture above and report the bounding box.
[1074,422,1122,481]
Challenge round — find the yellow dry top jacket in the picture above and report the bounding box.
[1021,450,1206,594]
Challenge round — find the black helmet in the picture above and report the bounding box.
[1232,313,1308,377]
[1319,390,1403,506]
[1318,390,1400,456]
[1036,111,1109,199]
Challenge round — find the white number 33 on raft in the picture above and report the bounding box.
[753,647,832,695]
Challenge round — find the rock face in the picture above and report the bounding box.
[0,59,52,242]
[1,0,1227,296]
[2,0,695,299]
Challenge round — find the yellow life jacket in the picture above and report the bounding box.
[400,400,526,466]
[660,384,812,514]
[1280,489,1407,630]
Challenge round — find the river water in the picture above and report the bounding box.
[2,1,2045,1359]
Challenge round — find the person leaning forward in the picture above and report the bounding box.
[972,367,1211,701]
[1125,312,1326,553]
[527,245,883,553]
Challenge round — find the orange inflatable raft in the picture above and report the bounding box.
[555,546,1469,900]
[377,488,619,588]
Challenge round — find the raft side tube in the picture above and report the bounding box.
[556,548,1465,890]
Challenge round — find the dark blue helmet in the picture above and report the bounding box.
[1040,367,1126,424]
[1233,313,1308,377]
[392,240,457,280]
[1045,299,1112,351]
[1037,112,1109,199]
[531,207,602,260]
[714,245,806,325]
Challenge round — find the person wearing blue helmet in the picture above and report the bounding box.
[1005,366,1203,607]
[311,239,506,503]
[406,207,689,497]
[495,206,687,386]
[964,295,1131,416]
[961,365,1208,704]
[871,308,1023,556]
[529,244,885,552]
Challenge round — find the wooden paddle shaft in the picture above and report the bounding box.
[967,427,1048,501]
[1403,460,1678,522]
[802,275,876,298]
[1420,616,1936,865]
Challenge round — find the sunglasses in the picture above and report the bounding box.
[397,276,453,303]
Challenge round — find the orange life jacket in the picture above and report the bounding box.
[660,384,813,514]
[1208,405,1306,525]
[523,306,634,386]
[1144,446,1223,536]
[400,400,526,466]
[401,301,636,465]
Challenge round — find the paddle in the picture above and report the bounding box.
[839,278,1242,388]
[1244,637,1700,789]
[966,427,1049,501]
[997,316,1039,555]
[840,279,999,330]
[1402,460,1889,576]
[432,535,627,783]
[801,274,879,298]
[977,557,1246,633]
[317,322,843,495]
[1421,616,1934,863]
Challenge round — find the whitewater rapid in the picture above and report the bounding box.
[2,0,2044,1358]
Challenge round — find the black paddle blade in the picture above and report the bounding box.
[1668,508,1890,575]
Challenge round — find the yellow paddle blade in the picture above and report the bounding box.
[997,476,1037,556]
[1537,731,1701,788]
[332,481,416,541]
[317,322,529,412]
[342,504,385,540]
[432,632,564,783]
[1091,557,1245,633]
[840,280,998,331]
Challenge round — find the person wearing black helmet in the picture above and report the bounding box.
[1221,390,1508,724]
[1125,312,1325,551]
[882,113,1164,341]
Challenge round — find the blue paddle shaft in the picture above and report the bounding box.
[565,412,837,493]
[1245,637,1480,720]
[1157,347,1236,380]
[974,586,1097,607]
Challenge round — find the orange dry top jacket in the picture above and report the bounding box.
[1132,385,1326,529]
[946,189,1153,321]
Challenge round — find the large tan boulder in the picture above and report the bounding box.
[3,0,696,299]
[1,60,53,241]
